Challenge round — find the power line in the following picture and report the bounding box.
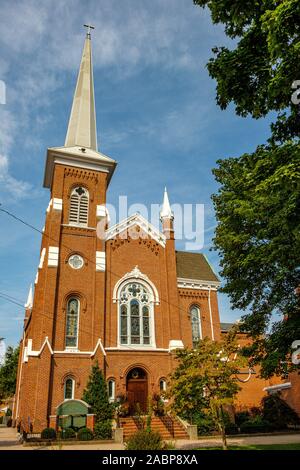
[0,205,223,346]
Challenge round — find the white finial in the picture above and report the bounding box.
[160,187,174,220]
[24,284,33,309]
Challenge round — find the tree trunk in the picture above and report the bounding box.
[217,405,228,450]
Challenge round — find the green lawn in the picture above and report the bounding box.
[197,443,300,450]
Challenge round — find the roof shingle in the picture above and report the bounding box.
[176,251,219,283]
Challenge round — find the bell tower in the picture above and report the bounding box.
[15,28,116,432]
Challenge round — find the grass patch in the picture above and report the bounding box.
[197,443,300,450]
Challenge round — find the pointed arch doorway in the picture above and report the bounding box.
[126,367,148,415]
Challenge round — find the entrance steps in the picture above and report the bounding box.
[120,415,189,441]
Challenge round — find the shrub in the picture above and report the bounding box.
[191,412,216,436]
[41,427,57,440]
[94,421,112,439]
[235,411,250,426]
[240,416,273,434]
[77,427,94,441]
[125,429,163,450]
[225,423,239,435]
[59,427,76,439]
[5,408,12,416]
[262,394,300,430]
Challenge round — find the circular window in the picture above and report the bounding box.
[68,254,84,270]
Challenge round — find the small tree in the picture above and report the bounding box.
[82,362,113,424]
[0,346,19,400]
[168,331,246,450]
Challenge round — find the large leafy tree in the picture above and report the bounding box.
[194,0,300,143]
[0,346,20,400]
[194,0,300,377]
[168,333,246,450]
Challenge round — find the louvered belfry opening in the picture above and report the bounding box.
[69,186,89,226]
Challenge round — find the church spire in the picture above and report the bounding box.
[160,187,174,220]
[65,27,97,151]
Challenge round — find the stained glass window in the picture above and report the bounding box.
[64,378,74,400]
[190,305,201,348]
[66,298,79,348]
[119,282,153,346]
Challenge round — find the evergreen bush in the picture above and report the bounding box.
[262,394,300,430]
[94,421,112,439]
[77,427,94,441]
[59,427,76,439]
[41,427,57,440]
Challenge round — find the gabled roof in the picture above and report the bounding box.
[105,213,166,248]
[176,251,220,283]
[220,322,235,332]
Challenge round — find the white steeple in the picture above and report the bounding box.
[65,29,97,151]
[160,187,174,220]
[24,284,33,309]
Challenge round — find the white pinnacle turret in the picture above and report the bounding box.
[160,187,174,220]
[24,284,33,309]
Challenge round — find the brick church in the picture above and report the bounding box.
[14,31,280,433]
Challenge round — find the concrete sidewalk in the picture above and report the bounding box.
[176,432,300,449]
[1,427,300,450]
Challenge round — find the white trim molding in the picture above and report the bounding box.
[53,198,63,211]
[177,277,220,290]
[39,247,46,269]
[48,246,59,267]
[113,266,160,305]
[96,251,106,271]
[105,347,169,352]
[105,213,166,248]
[169,340,184,352]
[23,337,54,362]
[263,382,291,393]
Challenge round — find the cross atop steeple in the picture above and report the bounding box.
[84,24,95,39]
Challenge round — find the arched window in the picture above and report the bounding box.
[108,379,115,403]
[159,378,167,392]
[119,282,153,347]
[65,298,80,348]
[190,305,202,348]
[64,377,75,400]
[69,187,89,226]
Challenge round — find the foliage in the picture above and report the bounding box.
[0,346,20,400]
[193,0,300,379]
[191,411,216,436]
[82,361,113,424]
[94,421,112,439]
[59,427,76,439]
[77,427,94,441]
[234,411,250,426]
[168,333,246,449]
[240,415,273,434]
[193,0,300,144]
[261,393,300,429]
[5,408,12,416]
[125,429,163,451]
[41,428,56,440]
[152,393,165,416]
[212,142,300,377]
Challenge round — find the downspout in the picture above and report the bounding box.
[208,287,215,341]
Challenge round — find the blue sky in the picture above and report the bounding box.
[0,0,273,349]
